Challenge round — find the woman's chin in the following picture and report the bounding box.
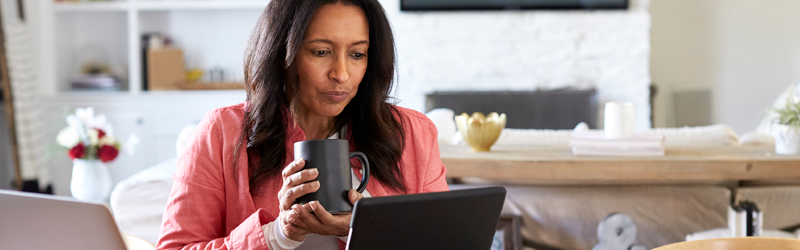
[315,105,347,117]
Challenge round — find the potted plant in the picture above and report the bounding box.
[56,107,121,202]
[771,97,800,155]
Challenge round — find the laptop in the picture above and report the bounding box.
[0,190,127,250]
[346,186,506,250]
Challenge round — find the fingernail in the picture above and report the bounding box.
[311,168,319,175]
[350,191,357,199]
[314,181,320,187]
[311,201,318,210]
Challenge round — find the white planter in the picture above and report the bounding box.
[775,124,800,155]
[70,159,113,203]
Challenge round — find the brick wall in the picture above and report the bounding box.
[381,0,652,129]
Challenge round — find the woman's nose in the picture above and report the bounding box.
[328,54,349,84]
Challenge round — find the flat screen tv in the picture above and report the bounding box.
[401,0,628,11]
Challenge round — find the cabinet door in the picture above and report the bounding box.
[144,94,244,166]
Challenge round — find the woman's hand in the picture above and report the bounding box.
[288,189,365,237]
[277,159,320,242]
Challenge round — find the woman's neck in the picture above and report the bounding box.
[294,104,335,140]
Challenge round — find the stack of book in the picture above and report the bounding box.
[569,131,665,156]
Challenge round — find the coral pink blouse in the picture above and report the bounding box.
[156,103,449,250]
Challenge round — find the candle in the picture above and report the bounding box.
[604,102,634,139]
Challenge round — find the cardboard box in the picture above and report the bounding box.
[147,48,185,90]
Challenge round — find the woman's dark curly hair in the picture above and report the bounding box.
[235,0,406,195]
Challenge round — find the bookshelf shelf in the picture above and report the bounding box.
[46,0,265,95]
[54,2,129,12]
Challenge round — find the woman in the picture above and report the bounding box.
[156,0,449,249]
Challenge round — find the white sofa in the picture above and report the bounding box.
[109,125,195,244]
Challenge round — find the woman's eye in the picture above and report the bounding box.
[312,50,330,57]
[351,53,366,60]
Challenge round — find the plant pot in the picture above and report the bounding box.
[775,124,800,155]
[70,159,113,203]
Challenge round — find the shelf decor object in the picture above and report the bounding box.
[455,112,507,152]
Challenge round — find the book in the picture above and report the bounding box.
[570,131,665,148]
[571,146,665,157]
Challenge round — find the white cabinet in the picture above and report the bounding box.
[35,1,266,195]
[42,91,245,196]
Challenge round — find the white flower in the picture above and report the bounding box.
[75,107,95,126]
[87,128,99,146]
[99,135,116,146]
[56,127,81,148]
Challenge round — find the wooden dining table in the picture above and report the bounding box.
[439,144,800,185]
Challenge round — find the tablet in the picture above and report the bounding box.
[346,186,506,250]
[0,190,127,250]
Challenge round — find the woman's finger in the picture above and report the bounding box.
[285,168,319,188]
[286,205,312,230]
[294,202,324,229]
[348,189,364,205]
[309,201,337,225]
[308,201,351,236]
[282,181,320,208]
[282,159,306,179]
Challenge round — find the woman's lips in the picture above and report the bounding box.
[322,91,349,102]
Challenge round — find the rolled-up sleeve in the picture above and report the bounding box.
[156,110,272,250]
[420,115,450,193]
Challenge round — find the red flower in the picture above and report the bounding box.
[98,145,119,163]
[96,128,106,139]
[68,144,85,160]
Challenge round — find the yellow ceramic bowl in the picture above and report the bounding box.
[455,112,507,152]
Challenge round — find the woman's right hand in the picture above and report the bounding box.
[278,158,320,242]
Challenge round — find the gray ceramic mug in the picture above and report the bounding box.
[293,139,369,214]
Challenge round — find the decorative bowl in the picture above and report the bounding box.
[455,112,507,151]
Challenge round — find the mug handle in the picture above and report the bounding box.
[349,152,369,193]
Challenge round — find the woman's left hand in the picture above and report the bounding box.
[288,189,365,237]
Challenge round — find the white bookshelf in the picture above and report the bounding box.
[44,0,268,95]
[39,1,260,195]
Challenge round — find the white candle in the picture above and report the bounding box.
[604,102,634,139]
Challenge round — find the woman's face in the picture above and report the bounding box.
[294,3,369,118]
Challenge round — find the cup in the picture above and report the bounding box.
[604,102,634,139]
[293,139,369,214]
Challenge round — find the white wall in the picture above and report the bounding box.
[382,0,653,129]
[650,0,719,128]
[651,0,800,133]
[714,0,800,134]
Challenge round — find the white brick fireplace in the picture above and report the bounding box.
[381,0,652,129]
